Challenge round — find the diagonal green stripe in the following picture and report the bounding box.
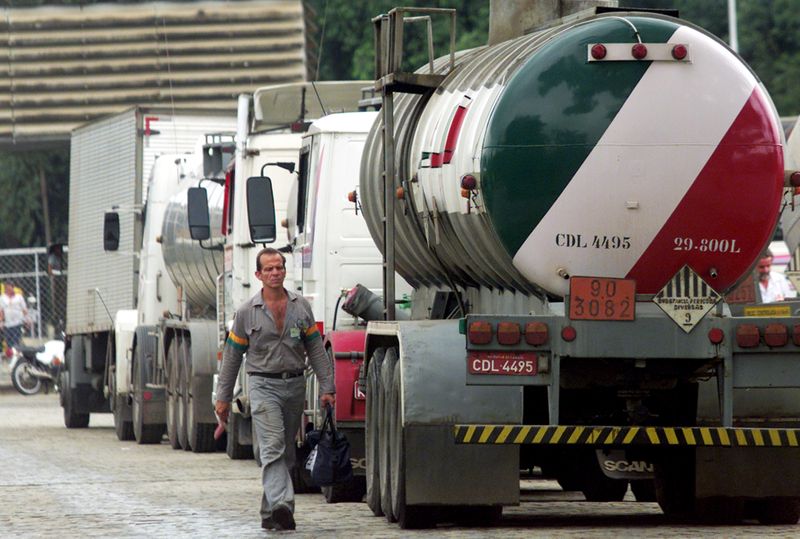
[481,17,679,255]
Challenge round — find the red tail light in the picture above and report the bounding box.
[632,43,648,59]
[671,44,688,60]
[736,324,760,348]
[764,324,788,347]
[561,326,577,342]
[591,44,607,59]
[793,324,800,346]
[708,328,724,345]
[525,322,548,346]
[496,322,521,345]
[143,391,153,401]
[468,321,493,345]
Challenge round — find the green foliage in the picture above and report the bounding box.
[307,0,489,81]
[0,149,69,248]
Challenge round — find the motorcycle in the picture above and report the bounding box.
[9,339,65,396]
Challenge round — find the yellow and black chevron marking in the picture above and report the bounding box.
[453,425,800,447]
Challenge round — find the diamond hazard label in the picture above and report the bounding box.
[653,265,721,333]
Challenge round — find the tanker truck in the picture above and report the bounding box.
[59,108,236,431]
[351,6,800,528]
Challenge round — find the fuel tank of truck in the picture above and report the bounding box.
[360,12,784,298]
[160,181,224,314]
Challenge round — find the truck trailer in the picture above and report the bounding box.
[350,6,800,528]
[60,108,237,432]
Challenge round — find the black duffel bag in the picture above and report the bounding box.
[305,404,353,486]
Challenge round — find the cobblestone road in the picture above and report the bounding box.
[0,370,796,538]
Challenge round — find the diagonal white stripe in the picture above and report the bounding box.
[513,25,757,296]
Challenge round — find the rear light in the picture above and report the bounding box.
[51,356,62,367]
[396,186,405,200]
[736,324,760,348]
[632,43,648,59]
[468,321,493,345]
[143,391,153,401]
[460,174,477,191]
[525,322,548,346]
[347,190,357,203]
[764,324,788,347]
[671,44,688,60]
[793,324,800,346]
[496,322,521,345]
[561,326,577,342]
[591,43,607,60]
[708,328,724,345]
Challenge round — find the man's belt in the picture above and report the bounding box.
[249,371,304,380]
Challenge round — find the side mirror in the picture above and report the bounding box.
[246,176,276,243]
[103,212,120,251]
[187,187,211,241]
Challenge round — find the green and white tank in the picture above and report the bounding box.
[360,12,784,298]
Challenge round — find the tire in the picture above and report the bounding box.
[11,360,42,395]
[756,497,800,525]
[631,479,657,502]
[110,366,134,441]
[388,357,436,529]
[695,496,744,524]
[177,344,189,450]
[654,451,695,518]
[579,451,628,502]
[166,340,182,450]
[62,371,90,429]
[226,411,253,460]
[132,346,164,444]
[322,476,366,503]
[380,347,398,523]
[365,348,385,517]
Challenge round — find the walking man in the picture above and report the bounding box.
[215,247,335,531]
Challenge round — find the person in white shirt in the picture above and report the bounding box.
[0,282,28,356]
[757,250,797,303]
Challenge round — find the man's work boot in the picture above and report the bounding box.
[271,503,296,531]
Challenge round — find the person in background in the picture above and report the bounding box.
[214,247,335,532]
[757,249,797,303]
[0,282,29,357]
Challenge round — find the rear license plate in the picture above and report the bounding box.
[569,276,635,321]
[468,351,538,376]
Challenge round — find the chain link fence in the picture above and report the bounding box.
[0,247,67,344]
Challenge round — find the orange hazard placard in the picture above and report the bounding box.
[568,276,635,321]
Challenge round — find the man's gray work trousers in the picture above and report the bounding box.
[249,374,306,520]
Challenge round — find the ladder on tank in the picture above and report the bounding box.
[371,7,456,320]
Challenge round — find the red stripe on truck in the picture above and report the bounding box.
[626,88,784,294]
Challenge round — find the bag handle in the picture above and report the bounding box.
[321,403,336,435]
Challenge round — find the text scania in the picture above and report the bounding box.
[603,459,655,473]
[556,234,631,249]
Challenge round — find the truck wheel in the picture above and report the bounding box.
[62,372,90,428]
[132,351,164,444]
[654,451,695,518]
[366,348,385,517]
[756,497,800,524]
[226,411,253,460]
[322,477,366,503]
[166,340,181,449]
[184,348,215,453]
[388,356,436,529]
[578,451,628,502]
[177,347,189,450]
[380,347,398,523]
[695,496,744,524]
[630,479,657,502]
[110,366,134,441]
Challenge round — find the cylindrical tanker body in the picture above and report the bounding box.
[161,181,225,318]
[361,12,784,304]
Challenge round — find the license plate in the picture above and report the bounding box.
[569,276,635,321]
[467,351,538,376]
